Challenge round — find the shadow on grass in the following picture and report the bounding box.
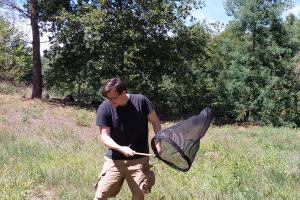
[43,98,100,111]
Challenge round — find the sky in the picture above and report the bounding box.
[2,0,300,54]
[193,0,300,25]
[192,0,233,25]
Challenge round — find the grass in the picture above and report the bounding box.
[21,105,45,123]
[0,129,100,199]
[75,109,93,127]
[0,89,300,199]
[0,81,30,98]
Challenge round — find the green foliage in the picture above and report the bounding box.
[211,0,300,126]
[0,81,17,95]
[43,0,205,104]
[158,23,212,115]
[0,16,32,82]
[19,0,299,126]
[0,81,31,98]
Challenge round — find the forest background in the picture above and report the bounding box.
[1,0,300,127]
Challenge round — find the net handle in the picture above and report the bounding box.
[135,152,154,157]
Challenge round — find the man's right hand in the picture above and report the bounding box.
[100,127,136,157]
[118,146,136,157]
[155,140,162,155]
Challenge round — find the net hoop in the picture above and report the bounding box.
[151,135,192,172]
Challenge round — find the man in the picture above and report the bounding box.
[94,77,161,200]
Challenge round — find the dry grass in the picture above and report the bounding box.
[0,93,99,140]
[1,87,300,199]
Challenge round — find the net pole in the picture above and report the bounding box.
[134,152,154,157]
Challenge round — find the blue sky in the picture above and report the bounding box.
[193,0,300,25]
[192,0,233,24]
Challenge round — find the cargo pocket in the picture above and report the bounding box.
[140,165,155,194]
[94,169,108,189]
[93,157,113,189]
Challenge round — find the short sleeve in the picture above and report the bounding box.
[96,101,111,127]
[142,95,155,115]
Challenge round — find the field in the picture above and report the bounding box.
[0,83,300,199]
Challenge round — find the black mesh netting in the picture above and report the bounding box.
[151,107,212,172]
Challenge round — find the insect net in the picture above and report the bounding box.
[151,107,212,172]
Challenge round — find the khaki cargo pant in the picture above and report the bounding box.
[93,156,155,200]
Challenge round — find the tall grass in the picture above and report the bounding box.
[0,92,299,199]
[75,109,93,127]
[21,105,45,123]
[1,126,299,199]
[0,128,101,199]
[0,81,30,97]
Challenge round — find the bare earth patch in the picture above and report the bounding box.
[0,94,100,141]
[27,185,59,200]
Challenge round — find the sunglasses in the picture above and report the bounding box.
[105,93,120,101]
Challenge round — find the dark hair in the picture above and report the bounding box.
[101,77,127,97]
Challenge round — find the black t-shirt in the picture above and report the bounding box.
[96,94,154,160]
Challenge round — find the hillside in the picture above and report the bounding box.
[0,91,300,199]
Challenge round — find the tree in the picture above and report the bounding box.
[29,0,42,98]
[213,0,300,126]
[0,16,32,82]
[0,0,72,98]
[44,0,206,105]
[158,23,212,116]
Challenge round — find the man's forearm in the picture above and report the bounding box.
[148,111,161,134]
[100,132,135,157]
[100,133,122,151]
[152,121,161,134]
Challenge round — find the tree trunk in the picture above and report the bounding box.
[29,0,42,98]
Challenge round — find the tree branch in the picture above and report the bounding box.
[0,1,30,18]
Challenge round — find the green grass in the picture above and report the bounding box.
[75,109,92,127]
[1,126,299,199]
[0,129,101,199]
[21,105,45,123]
[0,114,6,123]
[0,92,299,199]
[0,81,30,97]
